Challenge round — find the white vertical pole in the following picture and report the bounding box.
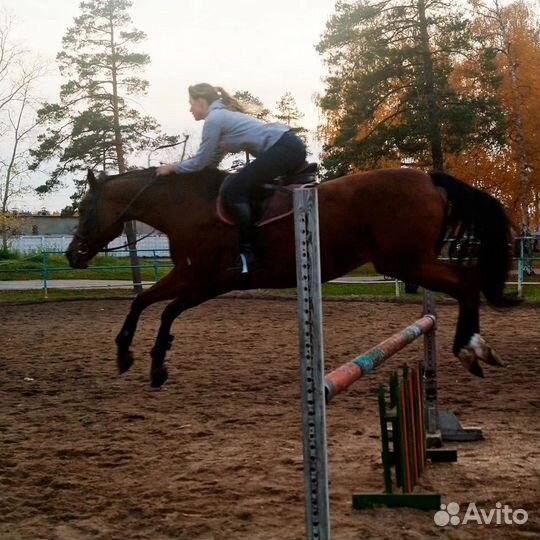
[294,187,331,540]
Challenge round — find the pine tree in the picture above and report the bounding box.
[274,91,308,142]
[232,90,271,166]
[316,0,505,177]
[31,0,174,200]
[31,0,175,292]
[275,92,303,126]
[233,90,271,121]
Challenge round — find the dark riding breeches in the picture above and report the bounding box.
[221,130,306,246]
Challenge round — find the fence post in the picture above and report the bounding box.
[294,187,331,540]
[42,251,48,299]
[517,237,524,298]
[153,250,159,283]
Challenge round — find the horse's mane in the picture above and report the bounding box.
[100,167,157,182]
[99,167,228,202]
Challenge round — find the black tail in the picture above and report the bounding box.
[429,171,519,307]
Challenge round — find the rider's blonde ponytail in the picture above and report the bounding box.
[188,83,247,113]
[214,86,246,113]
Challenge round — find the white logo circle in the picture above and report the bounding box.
[447,502,460,516]
[434,502,461,527]
[434,509,450,526]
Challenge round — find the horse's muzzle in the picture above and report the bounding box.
[65,245,89,269]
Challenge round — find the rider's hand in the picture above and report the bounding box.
[156,164,176,176]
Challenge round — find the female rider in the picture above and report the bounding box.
[156,83,307,274]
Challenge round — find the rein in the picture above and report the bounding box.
[100,228,158,253]
[75,175,159,254]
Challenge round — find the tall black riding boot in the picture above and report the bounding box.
[227,201,255,274]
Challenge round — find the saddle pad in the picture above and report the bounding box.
[217,184,314,227]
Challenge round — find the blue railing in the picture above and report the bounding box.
[40,248,173,292]
[1,237,538,298]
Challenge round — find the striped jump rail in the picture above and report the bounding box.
[324,315,436,403]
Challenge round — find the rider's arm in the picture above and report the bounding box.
[175,112,225,173]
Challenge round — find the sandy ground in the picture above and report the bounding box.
[0,296,538,540]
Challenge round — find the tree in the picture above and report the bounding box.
[0,16,45,249]
[232,90,271,166]
[31,0,175,291]
[31,0,173,196]
[274,91,308,142]
[234,90,271,121]
[316,0,505,177]
[60,205,77,217]
[467,0,540,235]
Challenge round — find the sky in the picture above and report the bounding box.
[3,0,338,211]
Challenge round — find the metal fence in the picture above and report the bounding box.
[3,235,539,297]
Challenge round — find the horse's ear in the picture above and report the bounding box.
[87,169,98,191]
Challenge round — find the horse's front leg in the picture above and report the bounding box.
[115,300,147,375]
[115,270,188,374]
[149,288,220,388]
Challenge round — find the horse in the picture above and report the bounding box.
[66,167,518,387]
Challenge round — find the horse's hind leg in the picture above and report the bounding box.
[149,289,219,388]
[115,270,187,374]
[148,299,184,388]
[451,275,505,377]
[396,258,504,377]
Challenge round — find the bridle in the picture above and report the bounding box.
[74,175,158,255]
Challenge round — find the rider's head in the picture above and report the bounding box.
[188,83,246,120]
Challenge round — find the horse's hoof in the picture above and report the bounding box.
[486,348,505,368]
[117,350,134,374]
[458,348,485,378]
[468,360,484,378]
[151,367,168,388]
[468,333,504,367]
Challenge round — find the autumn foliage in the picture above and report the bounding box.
[317,0,540,230]
[450,0,540,229]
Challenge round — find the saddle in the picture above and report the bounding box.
[217,162,318,227]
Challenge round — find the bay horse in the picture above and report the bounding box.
[66,167,517,387]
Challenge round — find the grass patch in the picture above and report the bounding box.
[0,253,173,281]
[275,281,539,302]
[0,288,134,303]
[2,249,539,303]
[0,247,23,260]
[505,284,540,302]
[1,281,538,303]
[272,282,446,299]
[322,282,423,297]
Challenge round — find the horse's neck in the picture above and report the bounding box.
[107,172,220,236]
[108,176,174,235]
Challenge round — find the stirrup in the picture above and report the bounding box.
[239,253,250,274]
[231,248,255,275]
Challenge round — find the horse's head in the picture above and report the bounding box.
[66,170,125,268]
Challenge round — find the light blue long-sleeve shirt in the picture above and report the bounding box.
[175,100,290,173]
